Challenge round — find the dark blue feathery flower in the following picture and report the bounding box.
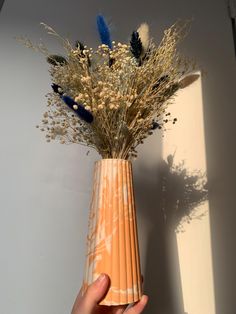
[75,40,91,66]
[61,95,93,123]
[130,31,142,59]
[109,57,115,67]
[96,15,112,49]
[51,83,63,96]
[47,55,67,66]
[75,40,85,55]
[61,95,75,108]
[51,85,93,123]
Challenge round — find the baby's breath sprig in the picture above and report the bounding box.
[20,16,199,159]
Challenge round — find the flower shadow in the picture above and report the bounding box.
[134,154,208,314]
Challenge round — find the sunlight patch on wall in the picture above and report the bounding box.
[162,72,215,314]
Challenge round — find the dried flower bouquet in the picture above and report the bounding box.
[19,15,197,160]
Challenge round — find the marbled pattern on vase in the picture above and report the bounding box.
[83,159,142,305]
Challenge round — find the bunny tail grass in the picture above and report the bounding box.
[130,31,142,59]
[137,23,150,53]
[51,83,63,96]
[96,15,112,49]
[61,95,94,123]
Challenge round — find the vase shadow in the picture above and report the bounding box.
[134,155,207,314]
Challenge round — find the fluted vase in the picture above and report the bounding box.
[82,159,142,306]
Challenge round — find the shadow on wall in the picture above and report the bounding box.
[135,155,208,314]
[0,0,5,13]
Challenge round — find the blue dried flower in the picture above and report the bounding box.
[130,31,142,59]
[51,83,63,96]
[96,15,112,49]
[61,95,93,123]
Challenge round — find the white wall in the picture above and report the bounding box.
[0,1,236,314]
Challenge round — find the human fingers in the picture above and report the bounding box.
[71,287,84,313]
[114,276,145,314]
[112,305,127,314]
[77,274,110,313]
[125,295,148,314]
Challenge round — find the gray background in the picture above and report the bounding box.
[0,1,236,313]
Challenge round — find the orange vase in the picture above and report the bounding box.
[82,159,142,305]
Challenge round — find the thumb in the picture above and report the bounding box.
[82,274,110,312]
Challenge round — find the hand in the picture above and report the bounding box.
[71,273,148,314]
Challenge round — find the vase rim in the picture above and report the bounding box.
[95,158,131,163]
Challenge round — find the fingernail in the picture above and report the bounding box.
[141,295,148,304]
[96,273,106,284]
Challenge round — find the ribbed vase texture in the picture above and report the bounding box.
[83,159,142,305]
